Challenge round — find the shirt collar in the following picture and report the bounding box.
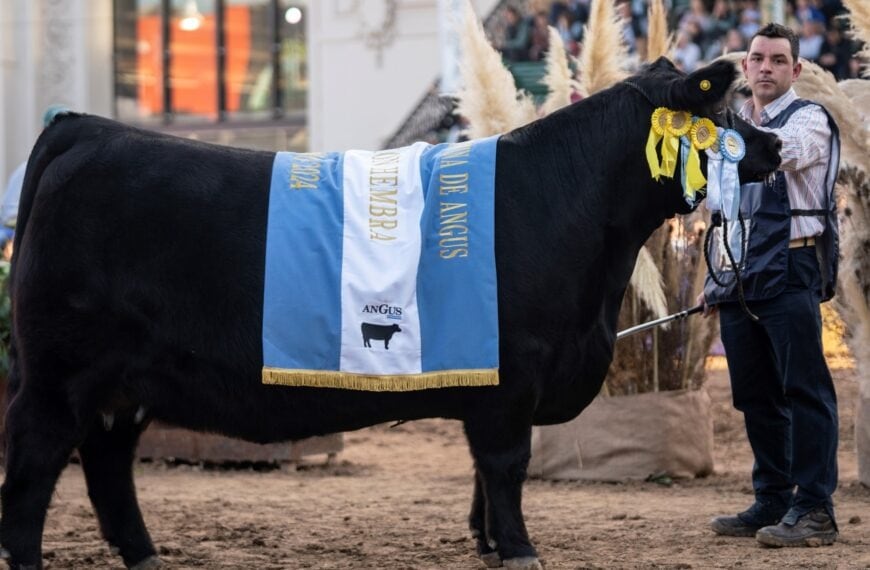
[738,88,798,126]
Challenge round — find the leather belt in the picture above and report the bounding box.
[788,237,816,249]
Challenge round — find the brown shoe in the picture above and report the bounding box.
[711,515,763,537]
[756,507,838,547]
[711,501,786,537]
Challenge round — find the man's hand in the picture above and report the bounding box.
[696,291,717,318]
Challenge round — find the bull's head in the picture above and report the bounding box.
[623,57,781,215]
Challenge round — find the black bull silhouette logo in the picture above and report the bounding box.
[361,322,402,349]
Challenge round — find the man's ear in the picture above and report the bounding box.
[792,60,803,81]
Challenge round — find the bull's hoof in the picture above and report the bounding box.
[130,555,165,570]
[480,551,502,568]
[503,556,543,570]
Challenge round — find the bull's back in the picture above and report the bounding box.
[12,116,283,426]
[11,116,478,441]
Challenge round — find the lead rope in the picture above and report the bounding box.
[703,211,759,321]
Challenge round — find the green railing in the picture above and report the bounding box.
[503,60,550,102]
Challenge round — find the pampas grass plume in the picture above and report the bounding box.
[579,0,629,97]
[630,246,669,321]
[842,0,870,76]
[645,0,673,62]
[455,1,536,138]
[541,28,579,116]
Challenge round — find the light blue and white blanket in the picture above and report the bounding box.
[262,136,500,391]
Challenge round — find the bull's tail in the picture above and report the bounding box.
[10,107,80,282]
[6,107,81,402]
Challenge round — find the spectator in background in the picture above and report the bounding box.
[670,0,692,29]
[798,17,825,61]
[499,6,531,62]
[706,0,740,56]
[738,0,761,42]
[818,24,854,80]
[783,1,803,35]
[616,0,644,56]
[682,20,708,57]
[674,29,703,72]
[679,0,714,52]
[549,0,590,28]
[1,160,25,254]
[630,0,650,41]
[554,11,581,56]
[795,0,825,27]
[528,11,551,61]
[818,0,846,24]
[722,27,747,55]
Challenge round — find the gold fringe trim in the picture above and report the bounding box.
[262,367,499,392]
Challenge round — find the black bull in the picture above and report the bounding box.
[0,58,780,569]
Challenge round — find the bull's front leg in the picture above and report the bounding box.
[463,417,541,570]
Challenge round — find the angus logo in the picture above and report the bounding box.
[361,303,403,320]
[361,323,402,349]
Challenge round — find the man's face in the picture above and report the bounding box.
[742,36,801,106]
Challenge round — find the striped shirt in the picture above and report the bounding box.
[738,88,832,239]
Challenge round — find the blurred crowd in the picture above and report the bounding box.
[496,0,864,80]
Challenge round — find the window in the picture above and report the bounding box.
[113,0,307,126]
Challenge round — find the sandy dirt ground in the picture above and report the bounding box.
[26,366,870,569]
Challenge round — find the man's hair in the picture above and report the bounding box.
[750,23,799,63]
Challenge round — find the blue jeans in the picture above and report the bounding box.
[719,247,838,521]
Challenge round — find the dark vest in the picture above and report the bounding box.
[704,99,840,305]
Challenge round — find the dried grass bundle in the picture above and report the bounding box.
[630,243,668,320]
[607,214,716,394]
[455,1,536,138]
[579,0,629,97]
[645,0,673,62]
[541,28,579,116]
[842,0,870,77]
[836,167,870,396]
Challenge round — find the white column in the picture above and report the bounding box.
[1,0,38,177]
[0,1,8,186]
[437,0,463,95]
[760,0,785,25]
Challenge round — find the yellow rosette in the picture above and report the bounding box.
[661,110,690,177]
[683,117,717,200]
[645,107,669,180]
[666,111,692,137]
[690,118,717,150]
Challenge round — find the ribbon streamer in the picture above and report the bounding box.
[706,127,745,264]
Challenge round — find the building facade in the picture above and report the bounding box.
[1,0,498,190]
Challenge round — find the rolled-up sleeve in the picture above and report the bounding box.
[759,106,831,172]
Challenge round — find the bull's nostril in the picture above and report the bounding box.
[774,139,783,152]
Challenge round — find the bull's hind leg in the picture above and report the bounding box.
[77,417,162,569]
[469,473,501,568]
[463,418,542,570]
[0,388,79,569]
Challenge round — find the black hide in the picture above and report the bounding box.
[0,58,781,569]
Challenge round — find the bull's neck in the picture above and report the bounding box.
[495,91,667,321]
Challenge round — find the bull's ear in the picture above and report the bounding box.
[649,56,677,71]
[667,59,737,110]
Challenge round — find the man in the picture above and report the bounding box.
[0,160,25,256]
[700,23,841,547]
